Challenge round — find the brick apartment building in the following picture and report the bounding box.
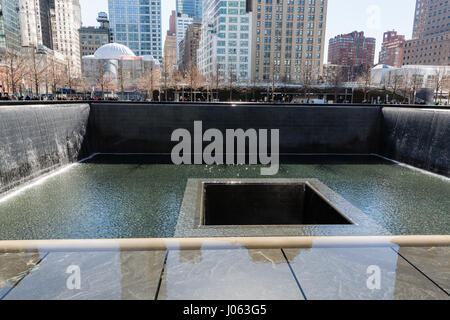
[379,30,405,68]
[328,31,376,81]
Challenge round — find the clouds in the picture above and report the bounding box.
[366,5,381,30]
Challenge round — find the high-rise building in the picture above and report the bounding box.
[176,0,202,22]
[176,13,193,61]
[176,0,203,62]
[164,10,177,78]
[328,31,376,82]
[49,0,82,76]
[79,12,111,58]
[19,0,53,49]
[164,33,177,79]
[168,10,176,36]
[403,0,450,66]
[178,38,185,69]
[249,0,328,84]
[198,0,252,83]
[379,30,405,68]
[179,23,201,71]
[0,0,21,52]
[108,0,162,63]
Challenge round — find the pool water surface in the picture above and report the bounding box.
[0,155,449,240]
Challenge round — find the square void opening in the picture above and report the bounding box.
[203,183,353,226]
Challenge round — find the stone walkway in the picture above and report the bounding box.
[0,245,448,300]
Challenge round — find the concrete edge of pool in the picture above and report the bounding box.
[176,178,390,238]
[0,235,449,252]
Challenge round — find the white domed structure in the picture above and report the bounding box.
[83,43,161,98]
[94,43,136,60]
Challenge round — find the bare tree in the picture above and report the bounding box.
[117,60,132,101]
[184,60,204,102]
[270,63,280,102]
[327,65,344,103]
[72,76,90,100]
[408,69,423,104]
[431,67,450,104]
[399,69,411,103]
[23,46,47,97]
[300,63,315,102]
[170,71,184,102]
[356,68,373,103]
[42,66,50,97]
[94,60,117,99]
[94,60,106,99]
[228,64,237,102]
[48,57,67,98]
[0,49,27,95]
[137,62,161,101]
[65,62,73,95]
[205,73,213,102]
[386,71,404,102]
[442,72,450,104]
[103,73,117,98]
[212,63,222,102]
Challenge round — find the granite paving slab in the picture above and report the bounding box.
[4,250,166,300]
[158,248,303,300]
[283,246,449,300]
[396,246,450,294]
[0,251,45,299]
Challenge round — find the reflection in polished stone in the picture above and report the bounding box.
[4,250,166,300]
[119,250,166,300]
[0,246,448,300]
[158,249,303,300]
[397,247,450,294]
[283,247,449,300]
[0,251,44,299]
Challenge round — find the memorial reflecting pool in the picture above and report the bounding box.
[0,155,449,240]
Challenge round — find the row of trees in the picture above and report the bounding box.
[0,47,165,100]
[3,47,450,104]
[358,66,450,104]
[0,47,74,97]
[163,62,450,104]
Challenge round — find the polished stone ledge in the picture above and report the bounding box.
[0,245,448,300]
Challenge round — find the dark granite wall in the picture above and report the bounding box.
[381,107,450,177]
[0,104,90,194]
[89,103,382,155]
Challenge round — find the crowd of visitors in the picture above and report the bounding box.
[0,93,120,101]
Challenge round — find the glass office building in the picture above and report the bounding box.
[0,0,21,52]
[176,0,202,22]
[108,0,162,63]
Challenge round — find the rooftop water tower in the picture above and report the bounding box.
[97,12,110,29]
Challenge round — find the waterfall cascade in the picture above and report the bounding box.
[0,104,90,194]
[382,107,450,177]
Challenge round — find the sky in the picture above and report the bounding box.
[79,0,416,62]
